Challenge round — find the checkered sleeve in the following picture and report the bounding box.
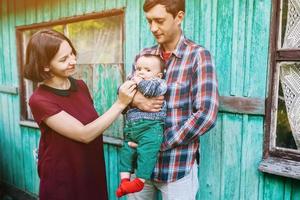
[161,50,219,151]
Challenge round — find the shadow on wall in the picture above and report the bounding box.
[0,182,37,200]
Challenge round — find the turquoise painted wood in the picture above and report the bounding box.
[1,0,300,200]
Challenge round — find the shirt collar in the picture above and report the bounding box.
[156,33,187,59]
[136,33,188,66]
[40,77,77,96]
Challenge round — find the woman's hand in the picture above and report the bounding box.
[131,75,143,84]
[117,80,137,108]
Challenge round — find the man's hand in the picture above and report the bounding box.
[128,141,138,148]
[132,91,164,112]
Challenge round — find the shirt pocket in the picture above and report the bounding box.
[167,81,190,109]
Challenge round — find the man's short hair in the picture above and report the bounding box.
[24,29,77,82]
[143,0,185,18]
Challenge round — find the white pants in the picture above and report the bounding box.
[127,163,199,200]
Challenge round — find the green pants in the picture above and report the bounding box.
[119,119,164,180]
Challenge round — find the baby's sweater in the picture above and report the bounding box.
[126,78,167,122]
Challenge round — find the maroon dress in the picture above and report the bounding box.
[29,77,108,200]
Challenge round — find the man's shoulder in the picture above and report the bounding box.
[139,44,159,55]
[184,37,207,52]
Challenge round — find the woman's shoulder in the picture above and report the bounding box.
[70,77,86,88]
[29,86,53,106]
[71,78,90,95]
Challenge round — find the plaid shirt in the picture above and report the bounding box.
[132,34,219,182]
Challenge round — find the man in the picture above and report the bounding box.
[128,0,219,199]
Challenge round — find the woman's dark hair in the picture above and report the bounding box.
[24,29,77,82]
[143,0,185,18]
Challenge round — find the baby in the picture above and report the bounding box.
[116,55,167,197]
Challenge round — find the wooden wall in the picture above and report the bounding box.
[0,0,300,200]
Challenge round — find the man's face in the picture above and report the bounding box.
[145,4,182,45]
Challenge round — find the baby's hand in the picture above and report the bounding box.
[131,75,143,84]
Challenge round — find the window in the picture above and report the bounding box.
[17,10,125,141]
[259,0,300,179]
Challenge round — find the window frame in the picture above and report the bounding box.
[16,9,125,146]
[260,0,300,179]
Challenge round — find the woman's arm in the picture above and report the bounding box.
[44,80,136,144]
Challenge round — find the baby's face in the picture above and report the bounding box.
[135,56,162,80]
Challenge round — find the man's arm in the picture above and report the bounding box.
[131,92,164,112]
[161,49,219,151]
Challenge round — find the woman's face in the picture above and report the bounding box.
[45,40,77,78]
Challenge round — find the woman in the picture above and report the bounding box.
[24,29,136,200]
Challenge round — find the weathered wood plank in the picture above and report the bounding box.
[105,144,120,200]
[1,0,14,185]
[277,50,300,61]
[42,0,52,22]
[8,97,17,186]
[11,96,25,189]
[263,173,285,200]
[0,95,4,181]
[239,116,264,200]
[24,0,36,25]
[85,0,94,14]
[291,179,300,200]
[76,0,85,16]
[140,1,155,50]
[184,0,195,40]
[230,0,240,96]
[94,0,105,12]
[20,121,123,146]
[3,3,18,188]
[233,0,247,96]
[8,0,17,84]
[15,0,26,26]
[219,96,265,115]
[239,115,249,200]
[259,157,300,180]
[0,85,18,95]
[215,0,233,97]
[124,0,141,75]
[192,0,201,44]
[242,0,254,96]
[284,179,292,200]
[1,0,10,84]
[50,0,61,21]
[199,114,222,200]
[198,0,218,54]
[105,0,117,10]
[32,130,40,194]
[247,0,271,98]
[59,0,70,18]
[116,0,126,8]
[93,64,124,139]
[22,128,32,192]
[220,114,242,200]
